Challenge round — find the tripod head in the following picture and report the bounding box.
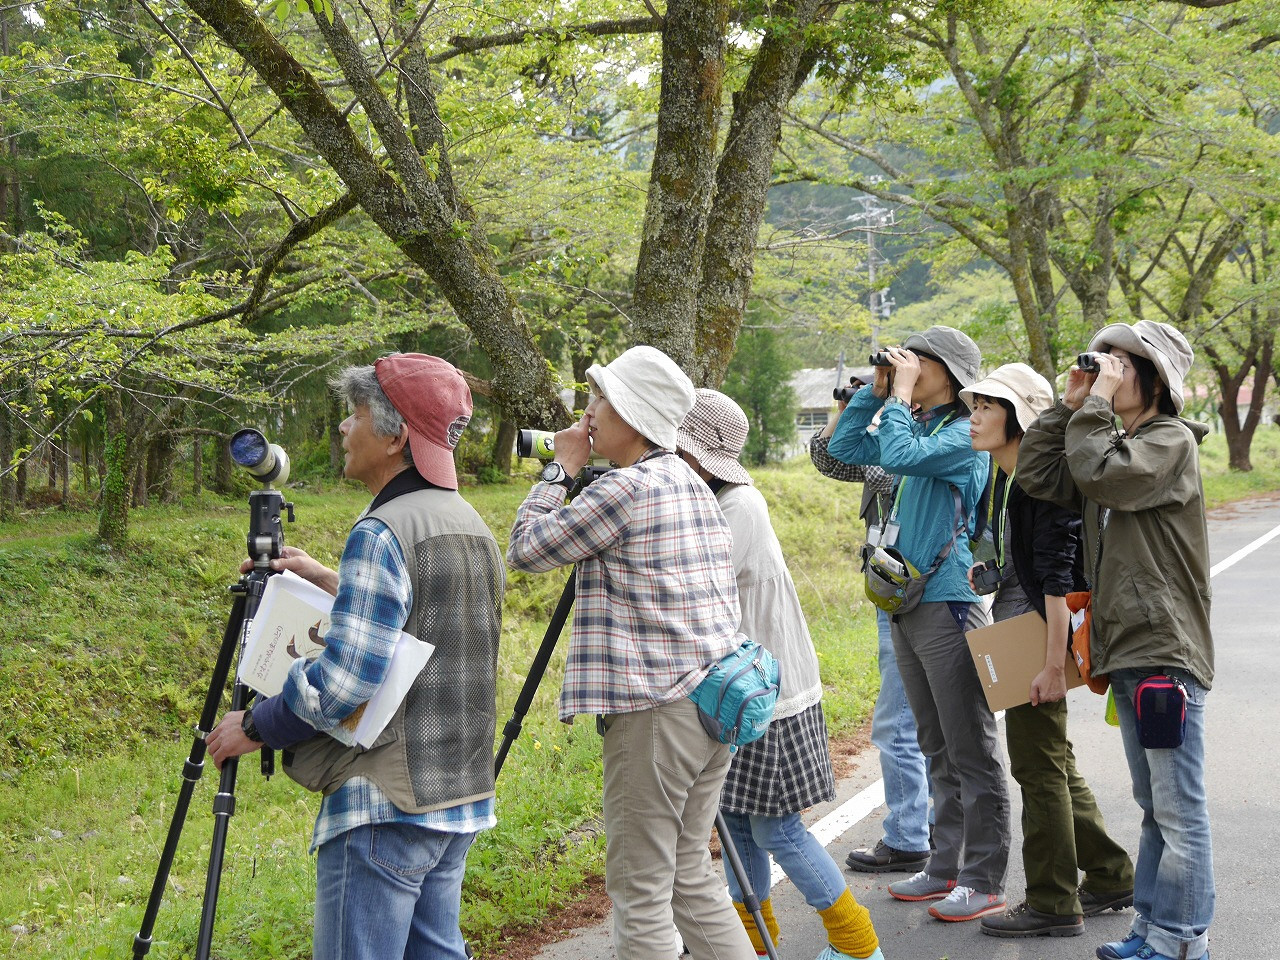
[230,428,295,567]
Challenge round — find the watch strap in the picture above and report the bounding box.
[241,706,263,743]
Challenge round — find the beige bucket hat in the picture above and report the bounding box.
[960,363,1054,432]
[1087,320,1193,413]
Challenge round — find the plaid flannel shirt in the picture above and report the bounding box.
[507,452,744,722]
[809,434,896,492]
[279,516,494,851]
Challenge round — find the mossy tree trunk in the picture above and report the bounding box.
[628,0,730,366]
[98,391,130,548]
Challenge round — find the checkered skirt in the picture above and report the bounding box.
[718,702,836,817]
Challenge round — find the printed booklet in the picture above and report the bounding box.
[237,569,433,747]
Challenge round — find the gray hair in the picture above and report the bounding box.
[330,364,415,467]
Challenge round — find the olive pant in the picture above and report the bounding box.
[1005,698,1135,916]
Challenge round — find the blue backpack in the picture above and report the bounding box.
[690,639,780,751]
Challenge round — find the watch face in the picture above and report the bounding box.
[541,463,564,482]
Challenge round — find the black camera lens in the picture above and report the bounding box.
[1077,352,1101,373]
[869,352,893,367]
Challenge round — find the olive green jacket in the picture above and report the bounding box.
[1018,397,1214,688]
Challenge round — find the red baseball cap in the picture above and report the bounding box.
[374,353,472,489]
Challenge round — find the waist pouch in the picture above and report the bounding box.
[861,543,928,615]
[861,483,967,617]
[1134,674,1187,749]
[689,639,779,752]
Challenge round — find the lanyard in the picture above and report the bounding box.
[986,466,1015,567]
[886,410,958,522]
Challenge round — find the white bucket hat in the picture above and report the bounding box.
[960,362,1054,432]
[585,345,695,450]
[676,389,754,486]
[1087,320,1193,413]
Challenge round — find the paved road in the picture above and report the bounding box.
[532,494,1280,960]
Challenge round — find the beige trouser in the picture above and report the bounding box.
[600,697,756,960]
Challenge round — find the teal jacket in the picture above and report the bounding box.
[828,390,989,604]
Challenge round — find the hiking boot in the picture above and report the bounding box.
[980,901,1084,938]
[927,885,1007,922]
[887,870,956,902]
[1079,885,1135,917]
[1096,933,1146,960]
[814,947,884,960]
[845,839,930,874]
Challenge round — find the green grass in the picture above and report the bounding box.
[2,426,1275,958]
[1199,425,1280,508]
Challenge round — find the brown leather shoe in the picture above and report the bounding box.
[980,902,1084,938]
[844,839,930,873]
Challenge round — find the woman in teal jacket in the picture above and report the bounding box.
[828,325,1010,924]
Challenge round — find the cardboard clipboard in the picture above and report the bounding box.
[965,611,1083,712]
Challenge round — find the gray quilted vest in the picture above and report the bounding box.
[283,487,504,812]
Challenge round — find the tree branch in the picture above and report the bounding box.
[244,191,358,320]
[426,15,663,64]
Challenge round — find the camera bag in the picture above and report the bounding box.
[1134,674,1187,749]
[690,638,780,752]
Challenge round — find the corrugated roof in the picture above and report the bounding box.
[790,366,874,410]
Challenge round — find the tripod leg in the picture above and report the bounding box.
[133,593,248,960]
[493,571,576,778]
[715,811,780,960]
[195,676,253,960]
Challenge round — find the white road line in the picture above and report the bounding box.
[1209,520,1280,578]
[774,516,1280,887]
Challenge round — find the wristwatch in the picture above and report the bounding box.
[883,395,910,408]
[241,707,263,743]
[540,461,574,490]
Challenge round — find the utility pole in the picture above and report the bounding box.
[847,193,896,353]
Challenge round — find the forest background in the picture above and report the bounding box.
[2,0,1279,957]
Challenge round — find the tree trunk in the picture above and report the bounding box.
[695,0,823,387]
[59,443,70,507]
[148,432,177,502]
[181,0,571,432]
[98,391,130,548]
[328,392,344,478]
[214,434,234,494]
[628,0,730,366]
[490,419,516,476]
[193,436,203,495]
[0,400,13,520]
[132,455,148,508]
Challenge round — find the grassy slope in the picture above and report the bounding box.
[2,428,1276,958]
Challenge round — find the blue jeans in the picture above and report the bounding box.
[870,608,932,851]
[314,823,477,960]
[720,811,847,910]
[1111,668,1214,959]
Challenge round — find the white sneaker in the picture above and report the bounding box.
[887,870,956,902]
[928,884,1007,922]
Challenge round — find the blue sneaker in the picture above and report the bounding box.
[1097,934,1145,960]
[1133,948,1208,960]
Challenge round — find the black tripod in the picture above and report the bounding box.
[132,484,293,960]
[493,476,781,960]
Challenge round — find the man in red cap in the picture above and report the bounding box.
[207,353,504,960]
